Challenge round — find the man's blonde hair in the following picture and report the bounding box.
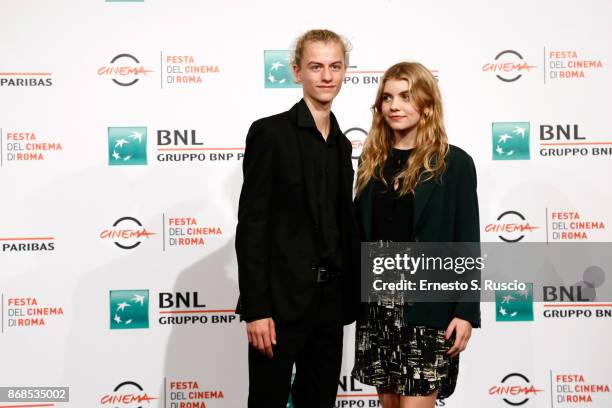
[292,29,350,67]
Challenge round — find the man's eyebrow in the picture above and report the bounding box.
[306,60,343,65]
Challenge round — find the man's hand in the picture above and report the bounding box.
[247,317,277,358]
[444,317,472,357]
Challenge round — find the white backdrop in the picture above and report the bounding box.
[1,1,611,407]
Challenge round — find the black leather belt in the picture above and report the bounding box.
[312,265,343,283]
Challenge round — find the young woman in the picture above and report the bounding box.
[352,62,481,408]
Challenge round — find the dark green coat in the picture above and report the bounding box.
[355,145,481,328]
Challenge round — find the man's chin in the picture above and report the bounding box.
[310,92,338,105]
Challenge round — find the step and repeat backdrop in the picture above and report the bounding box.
[1,0,611,407]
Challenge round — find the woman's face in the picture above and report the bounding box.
[380,79,422,134]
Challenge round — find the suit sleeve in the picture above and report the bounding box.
[235,121,275,321]
[453,153,482,328]
[453,153,480,243]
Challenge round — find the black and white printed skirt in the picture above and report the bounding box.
[352,302,459,398]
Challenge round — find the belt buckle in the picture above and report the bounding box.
[315,265,328,283]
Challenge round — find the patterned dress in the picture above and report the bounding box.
[352,148,459,398]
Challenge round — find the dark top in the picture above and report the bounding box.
[297,100,343,271]
[371,148,414,242]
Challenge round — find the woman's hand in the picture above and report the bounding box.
[444,317,472,357]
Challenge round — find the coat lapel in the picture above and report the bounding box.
[337,134,354,208]
[412,175,437,233]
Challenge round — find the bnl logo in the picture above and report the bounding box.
[495,283,534,322]
[492,122,530,160]
[109,290,149,329]
[264,50,300,89]
[108,127,147,165]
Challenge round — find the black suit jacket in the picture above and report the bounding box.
[235,99,360,325]
[355,145,481,328]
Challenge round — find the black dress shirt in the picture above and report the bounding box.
[296,100,343,271]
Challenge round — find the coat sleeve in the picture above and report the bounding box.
[353,166,370,323]
[353,156,368,242]
[452,152,482,328]
[235,121,275,321]
[353,193,364,241]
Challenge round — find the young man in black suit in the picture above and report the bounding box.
[235,29,359,408]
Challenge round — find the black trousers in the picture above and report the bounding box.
[248,279,344,408]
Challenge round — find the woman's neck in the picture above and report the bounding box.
[393,127,417,149]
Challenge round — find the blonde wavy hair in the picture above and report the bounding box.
[355,62,449,197]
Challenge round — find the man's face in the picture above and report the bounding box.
[293,41,346,105]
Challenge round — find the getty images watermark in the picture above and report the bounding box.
[361,242,611,303]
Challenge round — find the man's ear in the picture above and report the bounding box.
[292,64,302,84]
